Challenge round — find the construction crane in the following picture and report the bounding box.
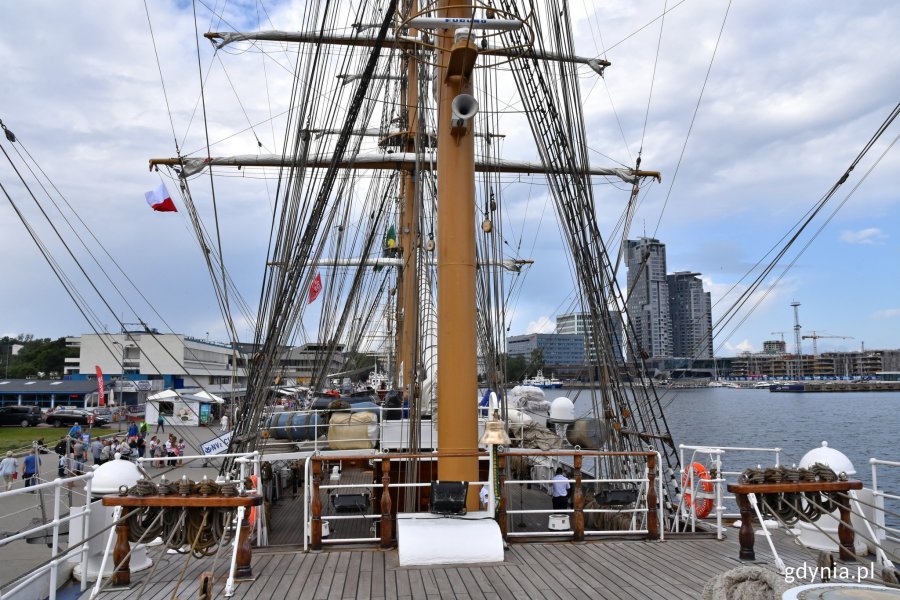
[801,331,854,357]
[770,331,786,343]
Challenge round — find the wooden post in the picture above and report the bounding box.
[728,481,861,563]
[235,507,253,578]
[647,453,659,540]
[735,492,755,560]
[380,458,394,548]
[836,493,855,562]
[573,455,584,541]
[498,452,507,541]
[112,507,131,586]
[311,459,322,550]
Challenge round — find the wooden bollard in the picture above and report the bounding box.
[573,455,584,542]
[380,458,393,548]
[236,507,253,578]
[311,460,323,550]
[112,507,131,586]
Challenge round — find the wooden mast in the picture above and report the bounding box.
[436,1,479,505]
[396,1,420,408]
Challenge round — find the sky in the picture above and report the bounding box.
[1,0,899,357]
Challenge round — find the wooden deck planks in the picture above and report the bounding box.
[75,522,889,600]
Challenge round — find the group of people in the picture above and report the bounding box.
[1,449,41,491]
[1,413,201,492]
[147,434,186,467]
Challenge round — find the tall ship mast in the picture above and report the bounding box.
[146,0,678,507]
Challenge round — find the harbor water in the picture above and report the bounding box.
[566,386,900,526]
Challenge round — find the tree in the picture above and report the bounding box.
[1,336,76,379]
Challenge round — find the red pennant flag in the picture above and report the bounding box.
[144,182,178,212]
[95,365,106,406]
[308,272,323,304]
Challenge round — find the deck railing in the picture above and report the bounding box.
[301,449,661,550]
[678,443,782,539]
[870,458,900,568]
[0,472,94,600]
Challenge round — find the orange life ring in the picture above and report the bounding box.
[682,462,714,518]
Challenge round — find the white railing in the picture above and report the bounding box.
[870,458,900,569]
[300,452,493,551]
[0,472,94,600]
[678,444,782,539]
[502,451,663,540]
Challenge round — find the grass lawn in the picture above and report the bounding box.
[0,426,118,454]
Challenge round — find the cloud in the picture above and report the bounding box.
[873,308,900,319]
[840,228,887,245]
[526,316,555,334]
[722,340,756,354]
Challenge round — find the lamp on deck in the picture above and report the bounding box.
[479,409,510,516]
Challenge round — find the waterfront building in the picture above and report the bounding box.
[555,311,624,366]
[666,272,713,359]
[728,349,900,379]
[763,340,787,354]
[0,379,100,409]
[506,333,586,378]
[65,332,245,406]
[625,237,672,360]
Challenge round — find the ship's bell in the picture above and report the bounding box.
[479,410,510,446]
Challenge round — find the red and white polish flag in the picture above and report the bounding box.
[144,183,178,212]
[308,272,323,304]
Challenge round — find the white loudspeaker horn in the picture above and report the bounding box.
[451,94,479,131]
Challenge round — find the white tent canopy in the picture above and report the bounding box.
[146,389,223,427]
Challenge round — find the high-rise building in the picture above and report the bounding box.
[667,272,713,359]
[625,238,672,359]
[763,340,786,354]
[556,311,624,366]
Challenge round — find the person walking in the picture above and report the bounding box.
[156,413,165,433]
[139,420,149,439]
[1,451,19,491]
[72,439,85,475]
[91,438,103,464]
[127,421,139,440]
[22,450,41,489]
[220,414,229,432]
[551,467,570,511]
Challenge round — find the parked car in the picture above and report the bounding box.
[87,407,112,420]
[45,408,110,428]
[0,405,43,427]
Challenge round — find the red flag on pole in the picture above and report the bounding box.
[95,365,106,406]
[144,183,178,212]
[308,272,323,304]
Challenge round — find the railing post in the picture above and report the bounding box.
[380,457,394,548]
[647,453,659,539]
[112,507,131,586]
[236,506,254,578]
[498,451,507,541]
[311,459,322,550]
[573,454,584,542]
